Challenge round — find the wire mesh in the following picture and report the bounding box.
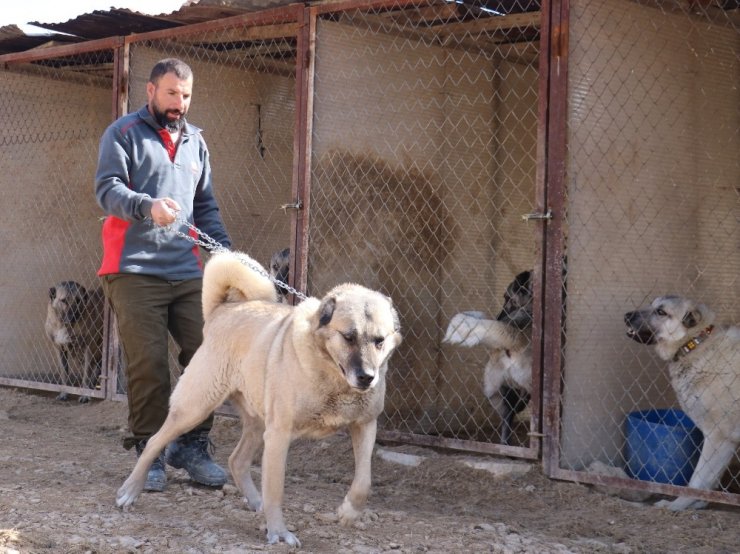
[308,1,541,453]
[0,3,544,455]
[0,48,113,401]
[554,0,739,506]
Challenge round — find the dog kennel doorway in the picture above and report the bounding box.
[304,0,545,459]
[541,0,740,508]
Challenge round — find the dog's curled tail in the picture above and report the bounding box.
[202,250,278,320]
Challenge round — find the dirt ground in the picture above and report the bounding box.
[0,387,737,554]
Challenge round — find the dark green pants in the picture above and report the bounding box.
[101,274,213,449]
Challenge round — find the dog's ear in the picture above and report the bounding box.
[318,296,337,327]
[387,298,401,334]
[682,303,713,329]
[682,308,702,329]
[515,270,533,292]
[49,287,57,300]
[378,293,401,332]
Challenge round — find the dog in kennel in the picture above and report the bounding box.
[269,247,291,302]
[443,270,533,445]
[625,295,740,510]
[45,280,105,402]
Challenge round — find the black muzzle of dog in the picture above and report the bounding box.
[624,311,656,344]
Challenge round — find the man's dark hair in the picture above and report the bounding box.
[149,58,193,84]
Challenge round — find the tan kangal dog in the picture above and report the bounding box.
[116,250,402,547]
[625,295,740,510]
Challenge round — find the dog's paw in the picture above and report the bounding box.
[655,497,708,511]
[242,495,262,512]
[56,392,69,402]
[116,482,142,509]
[266,529,300,548]
[337,498,362,526]
[78,395,91,404]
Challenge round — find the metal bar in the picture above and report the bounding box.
[290,6,316,299]
[0,378,105,400]
[0,36,123,65]
[526,0,552,462]
[111,48,121,121]
[102,43,127,402]
[115,42,129,119]
[378,429,540,459]
[550,467,740,507]
[313,0,431,16]
[540,0,569,478]
[123,4,304,46]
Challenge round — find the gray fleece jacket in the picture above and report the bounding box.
[95,105,231,279]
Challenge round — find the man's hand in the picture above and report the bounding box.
[151,198,181,226]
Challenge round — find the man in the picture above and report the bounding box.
[95,58,231,492]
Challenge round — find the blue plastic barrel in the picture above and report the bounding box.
[624,408,703,486]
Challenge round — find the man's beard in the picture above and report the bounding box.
[152,105,186,132]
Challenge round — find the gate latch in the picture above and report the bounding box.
[521,209,552,221]
[280,200,303,214]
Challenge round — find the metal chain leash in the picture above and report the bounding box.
[168,216,308,300]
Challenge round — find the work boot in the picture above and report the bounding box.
[135,440,167,492]
[164,430,227,487]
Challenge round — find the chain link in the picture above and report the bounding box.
[169,217,307,300]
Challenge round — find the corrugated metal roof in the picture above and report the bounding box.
[0,0,550,58]
[0,3,260,55]
[28,5,256,40]
[0,25,82,55]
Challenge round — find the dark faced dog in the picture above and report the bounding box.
[444,270,533,445]
[496,270,534,330]
[269,247,290,302]
[44,281,104,402]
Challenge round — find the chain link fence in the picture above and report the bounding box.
[0,8,303,402]
[307,1,541,456]
[0,0,737,508]
[546,0,740,507]
[0,45,116,401]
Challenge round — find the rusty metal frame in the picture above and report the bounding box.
[0,36,123,65]
[540,0,568,478]
[291,5,314,300]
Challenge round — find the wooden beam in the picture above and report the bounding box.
[432,11,541,37]
[164,22,301,45]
